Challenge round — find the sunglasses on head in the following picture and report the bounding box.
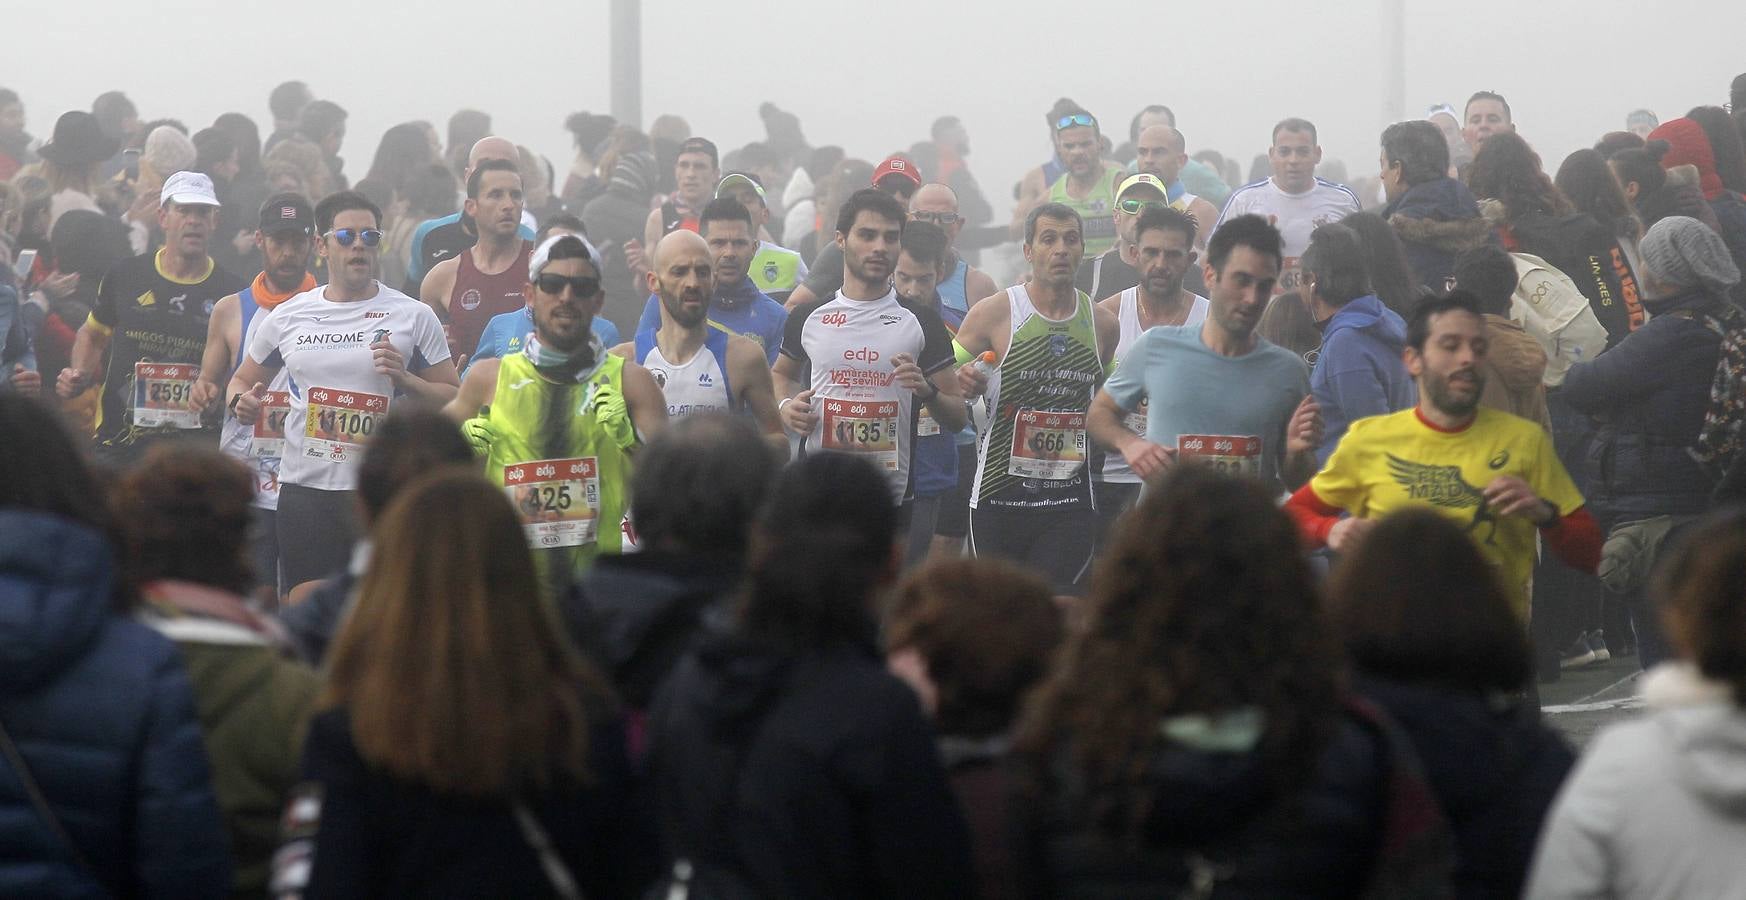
[324,228,383,248]
[1055,114,1096,131]
[1118,198,1168,215]
[536,273,600,297]
[911,211,961,226]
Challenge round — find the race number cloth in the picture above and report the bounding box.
[1098,287,1210,485]
[1305,407,1586,617]
[246,282,449,492]
[781,287,954,503]
[130,362,200,428]
[1102,323,1308,492]
[503,457,602,548]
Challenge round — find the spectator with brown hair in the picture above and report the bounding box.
[1529,508,1746,897]
[886,558,1063,900]
[119,445,319,898]
[1329,508,1573,899]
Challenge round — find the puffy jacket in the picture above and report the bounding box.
[1312,294,1416,464]
[1563,288,1724,519]
[648,631,975,899]
[1527,664,1746,899]
[0,512,230,898]
[1357,678,1573,900]
[1019,697,1453,899]
[1385,177,1495,290]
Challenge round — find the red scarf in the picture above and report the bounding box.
[251,271,317,310]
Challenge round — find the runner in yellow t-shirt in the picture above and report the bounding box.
[1285,291,1601,616]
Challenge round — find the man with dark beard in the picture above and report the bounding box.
[1285,291,1601,621]
[444,233,667,593]
[610,229,783,448]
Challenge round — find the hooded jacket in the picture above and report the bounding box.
[1651,118,1746,287]
[1486,203,1643,348]
[1526,664,1746,899]
[648,631,974,898]
[1019,696,1453,899]
[1385,177,1495,291]
[1562,287,1723,519]
[1479,314,1550,427]
[1357,678,1573,900]
[0,512,230,898]
[1312,294,1416,464]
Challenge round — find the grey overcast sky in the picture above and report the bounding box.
[9,0,1740,216]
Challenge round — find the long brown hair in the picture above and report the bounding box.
[1467,131,1573,221]
[1013,466,1340,834]
[321,471,610,796]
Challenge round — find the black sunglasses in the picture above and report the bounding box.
[911,211,961,226]
[324,228,383,248]
[537,273,600,297]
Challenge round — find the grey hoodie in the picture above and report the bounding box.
[1526,664,1746,899]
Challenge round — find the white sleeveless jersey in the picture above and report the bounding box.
[640,343,731,419]
[1099,287,1210,485]
[220,304,293,511]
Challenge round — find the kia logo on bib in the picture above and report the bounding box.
[843,347,880,362]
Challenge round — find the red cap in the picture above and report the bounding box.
[872,155,923,189]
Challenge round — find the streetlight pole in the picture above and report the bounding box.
[611,0,642,128]
[1381,0,1405,126]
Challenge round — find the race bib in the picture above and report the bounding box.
[131,362,200,428]
[1009,408,1087,480]
[503,457,601,548]
[1178,434,1263,477]
[917,409,941,437]
[251,390,291,458]
[302,387,388,464]
[1123,399,1149,438]
[821,399,899,471]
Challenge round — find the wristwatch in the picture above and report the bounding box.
[1536,501,1561,528]
[227,392,242,415]
[917,380,940,402]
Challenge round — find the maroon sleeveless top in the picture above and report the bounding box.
[448,240,533,358]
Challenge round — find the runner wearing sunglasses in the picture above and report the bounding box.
[1075,173,1172,302]
[418,159,532,364]
[227,191,459,592]
[445,233,667,596]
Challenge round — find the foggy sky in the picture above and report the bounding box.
[11,0,1740,220]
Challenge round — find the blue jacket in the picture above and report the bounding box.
[1312,295,1417,465]
[1563,288,1724,519]
[0,512,230,899]
[1384,178,1495,291]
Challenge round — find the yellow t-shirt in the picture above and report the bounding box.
[1308,406,1586,617]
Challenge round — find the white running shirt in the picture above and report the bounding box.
[246,282,449,492]
[1214,176,1361,295]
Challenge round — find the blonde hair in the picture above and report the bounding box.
[321,470,609,796]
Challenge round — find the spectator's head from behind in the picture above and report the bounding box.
[1015,466,1339,816]
[269,81,312,130]
[116,446,255,596]
[1380,120,1449,201]
[1405,290,1488,419]
[739,452,898,650]
[1340,210,1418,317]
[1268,118,1321,193]
[192,127,238,183]
[1636,214,1742,302]
[885,559,1063,739]
[1626,109,1660,140]
[297,100,347,157]
[1463,90,1513,152]
[0,89,23,141]
[1203,214,1283,340]
[327,470,605,796]
[1654,508,1746,705]
[1328,507,1532,693]
[631,414,781,560]
[1467,131,1570,221]
[0,392,111,536]
[91,90,139,144]
[356,408,475,528]
[1299,222,1371,319]
[1451,245,1519,317]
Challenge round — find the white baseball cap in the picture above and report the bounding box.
[528,231,602,280]
[160,171,221,208]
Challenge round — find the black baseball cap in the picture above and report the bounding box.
[259,192,315,235]
[677,136,719,168]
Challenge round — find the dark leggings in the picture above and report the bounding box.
[277,483,361,593]
[969,504,1096,596]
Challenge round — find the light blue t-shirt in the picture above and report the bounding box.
[1103,324,1310,491]
[465,307,620,376]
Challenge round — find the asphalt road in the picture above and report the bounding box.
[1539,652,1645,748]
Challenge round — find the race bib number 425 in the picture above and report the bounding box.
[504,457,601,548]
[1178,434,1262,477]
[303,387,388,464]
[132,362,201,428]
[1009,409,1087,480]
[821,398,899,471]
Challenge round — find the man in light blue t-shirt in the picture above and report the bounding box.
[1089,214,1324,494]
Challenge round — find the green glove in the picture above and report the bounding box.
[462,410,493,457]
